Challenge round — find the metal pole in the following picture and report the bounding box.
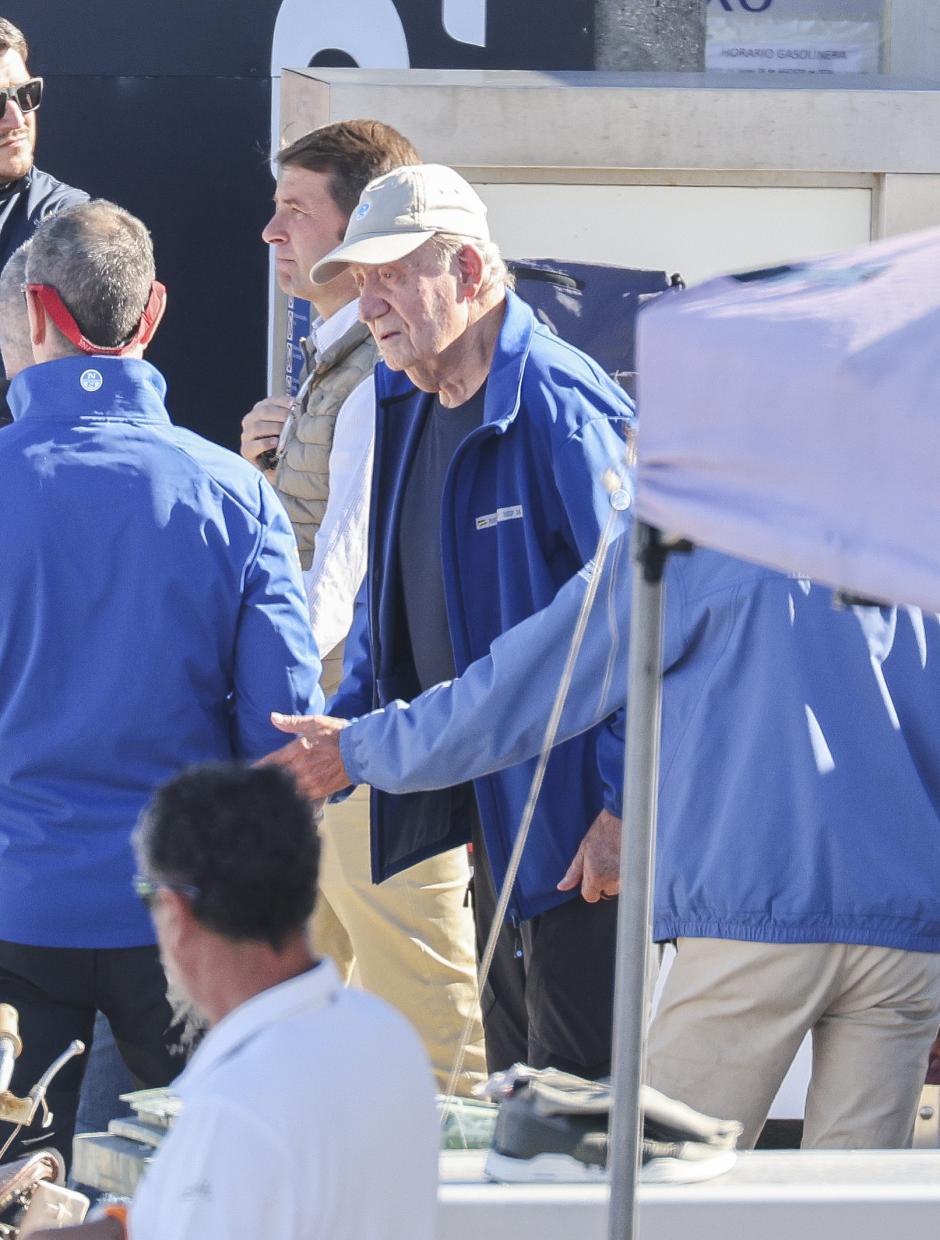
[607,521,668,1240]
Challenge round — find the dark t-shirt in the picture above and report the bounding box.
[398,383,486,692]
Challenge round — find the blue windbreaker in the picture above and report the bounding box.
[0,357,323,948]
[331,291,632,922]
[339,534,940,954]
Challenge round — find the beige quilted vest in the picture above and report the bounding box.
[274,317,377,570]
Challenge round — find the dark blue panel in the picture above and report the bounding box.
[0,1,598,449]
[34,75,275,449]
[4,1,594,76]
[1,1,281,77]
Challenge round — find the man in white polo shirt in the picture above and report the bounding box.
[37,763,437,1240]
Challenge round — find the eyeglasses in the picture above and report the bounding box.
[132,874,201,908]
[0,77,43,117]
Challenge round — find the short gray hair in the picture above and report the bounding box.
[0,242,33,377]
[430,232,514,295]
[26,201,156,352]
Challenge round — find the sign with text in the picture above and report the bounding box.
[706,0,883,75]
[284,297,312,397]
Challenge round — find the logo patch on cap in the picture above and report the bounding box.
[354,202,372,221]
[80,369,104,392]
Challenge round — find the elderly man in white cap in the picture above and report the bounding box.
[264,164,634,1081]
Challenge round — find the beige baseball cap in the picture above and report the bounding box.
[311,163,490,285]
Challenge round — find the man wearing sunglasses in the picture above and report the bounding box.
[0,18,86,293]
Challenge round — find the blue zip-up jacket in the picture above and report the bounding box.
[339,533,940,954]
[0,357,323,949]
[331,291,632,922]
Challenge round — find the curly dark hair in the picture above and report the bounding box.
[135,764,320,950]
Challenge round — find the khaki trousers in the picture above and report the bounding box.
[311,784,486,1095]
[647,937,940,1149]
[314,648,484,1094]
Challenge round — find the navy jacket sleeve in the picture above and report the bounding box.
[35,181,89,221]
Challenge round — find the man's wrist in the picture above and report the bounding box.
[337,722,361,787]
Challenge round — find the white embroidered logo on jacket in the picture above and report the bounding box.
[475,505,523,531]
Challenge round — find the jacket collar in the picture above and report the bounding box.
[310,297,361,357]
[483,287,535,428]
[376,288,536,430]
[173,960,343,1099]
[8,355,170,424]
[0,170,28,203]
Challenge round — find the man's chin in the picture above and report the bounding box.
[0,148,33,183]
[275,273,300,299]
[377,346,412,372]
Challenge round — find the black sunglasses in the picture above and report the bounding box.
[132,874,201,908]
[0,77,43,117]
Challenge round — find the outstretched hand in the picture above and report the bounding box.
[557,808,622,903]
[257,714,351,801]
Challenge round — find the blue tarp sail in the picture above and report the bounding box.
[635,226,940,613]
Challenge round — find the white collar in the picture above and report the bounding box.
[174,960,342,1098]
[310,298,362,357]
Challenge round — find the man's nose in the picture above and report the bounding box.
[358,278,387,324]
[0,98,25,131]
[261,210,286,245]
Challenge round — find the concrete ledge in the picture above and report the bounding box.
[283,69,940,175]
[438,1149,940,1240]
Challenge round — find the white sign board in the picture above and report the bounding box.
[707,0,882,75]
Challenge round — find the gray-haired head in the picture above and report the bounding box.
[0,240,32,377]
[26,200,156,354]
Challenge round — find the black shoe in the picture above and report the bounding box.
[483,1067,741,1185]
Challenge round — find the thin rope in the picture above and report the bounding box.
[442,466,630,1122]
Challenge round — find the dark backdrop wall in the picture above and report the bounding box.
[5,1,592,448]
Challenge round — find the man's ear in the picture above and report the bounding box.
[160,886,192,927]
[455,245,486,301]
[25,286,47,351]
[155,886,197,956]
[136,282,167,348]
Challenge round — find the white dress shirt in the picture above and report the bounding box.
[301,299,375,657]
[129,960,438,1240]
